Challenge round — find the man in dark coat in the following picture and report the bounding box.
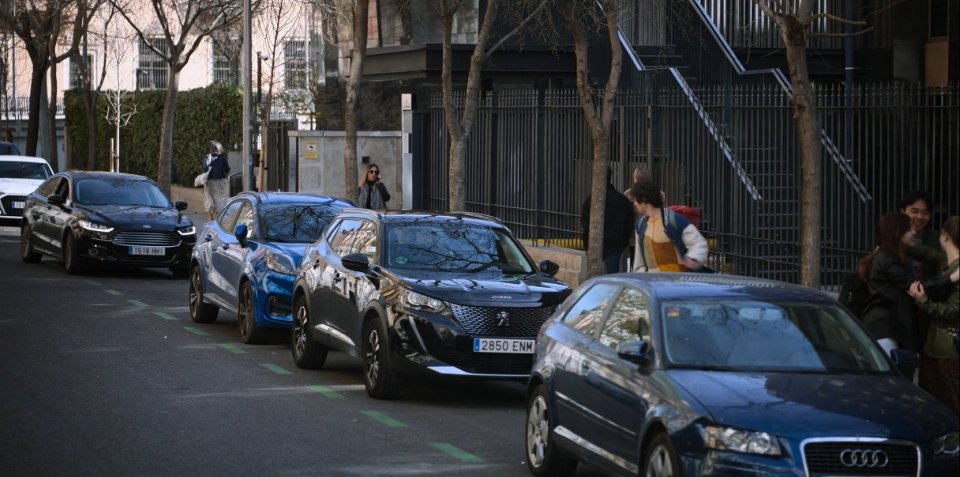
[581,168,636,273]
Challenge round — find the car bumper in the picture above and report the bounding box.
[386,308,542,380]
[255,272,295,328]
[75,233,194,268]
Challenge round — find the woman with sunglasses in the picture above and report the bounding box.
[358,163,390,210]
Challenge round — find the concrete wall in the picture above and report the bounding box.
[523,242,587,289]
[290,131,402,202]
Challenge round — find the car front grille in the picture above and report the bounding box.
[441,350,534,375]
[0,194,27,217]
[449,304,555,338]
[803,441,919,477]
[113,231,181,247]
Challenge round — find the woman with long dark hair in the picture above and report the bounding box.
[859,212,920,355]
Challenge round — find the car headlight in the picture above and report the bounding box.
[78,219,114,233]
[265,250,296,275]
[703,425,781,456]
[934,432,960,456]
[402,289,447,314]
[177,225,196,236]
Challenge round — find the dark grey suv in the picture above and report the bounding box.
[291,209,571,399]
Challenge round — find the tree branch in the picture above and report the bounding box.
[485,0,549,57]
[810,12,867,27]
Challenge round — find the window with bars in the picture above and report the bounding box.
[284,40,307,90]
[138,38,168,90]
[69,54,95,89]
[211,37,239,85]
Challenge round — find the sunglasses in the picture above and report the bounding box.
[368,170,380,175]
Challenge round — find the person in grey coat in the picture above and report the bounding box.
[358,163,390,210]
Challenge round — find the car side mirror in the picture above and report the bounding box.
[47,194,64,206]
[342,252,370,272]
[890,348,918,379]
[618,340,652,368]
[539,259,559,276]
[175,201,188,211]
[234,223,249,248]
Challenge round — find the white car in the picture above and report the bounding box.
[0,155,55,221]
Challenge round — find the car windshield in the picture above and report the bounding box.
[383,221,534,277]
[260,202,347,243]
[0,161,51,180]
[660,299,890,374]
[74,177,172,207]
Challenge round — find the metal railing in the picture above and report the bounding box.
[421,82,958,288]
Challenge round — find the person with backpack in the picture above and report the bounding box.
[629,181,708,272]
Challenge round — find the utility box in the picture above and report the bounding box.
[290,130,403,203]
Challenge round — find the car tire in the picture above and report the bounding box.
[189,264,219,323]
[291,294,327,369]
[20,224,41,263]
[361,317,402,399]
[63,233,85,275]
[526,384,577,477]
[237,281,268,344]
[643,432,683,477]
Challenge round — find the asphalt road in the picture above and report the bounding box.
[0,224,605,477]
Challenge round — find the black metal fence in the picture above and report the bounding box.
[421,79,958,288]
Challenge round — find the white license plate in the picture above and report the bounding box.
[12,201,24,209]
[129,246,166,256]
[473,338,535,354]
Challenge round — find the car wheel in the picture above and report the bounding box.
[20,224,41,263]
[189,264,219,323]
[644,433,682,477]
[237,281,268,344]
[526,384,577,477]
[63,233,85,275]
[291,294,327,369]
[361,317,402,399]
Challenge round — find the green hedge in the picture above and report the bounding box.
[65,81,401,185]
[64,83,242,186]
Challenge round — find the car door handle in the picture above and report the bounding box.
[312,260,320,269]
[580,361,592,374]
[333,272,342,283]
[204,234,214,242]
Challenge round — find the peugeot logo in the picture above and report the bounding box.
[496,311,511,327]
[839,449,889,468]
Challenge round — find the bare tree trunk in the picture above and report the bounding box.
[562,0,622,279]
[343,0,369,204]
[157,69,181,196]
[47,59,60,173]
[26,62,48,157]
[781,11,821,288]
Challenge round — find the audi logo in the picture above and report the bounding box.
[839,449,889,468]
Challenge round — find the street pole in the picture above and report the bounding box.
[242,0,253,191]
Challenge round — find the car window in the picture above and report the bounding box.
[599,287,652,350]
[236,202,255,238]
[73,177,172,207]
[383,221,533,275]
[561,283,619,335]
[218,201,244,231]
[351,220,378,262]
[37,176,63,197]
[0,142,21,155]
[260,202,347,243]
[660,299,890,373]
[0,160,51,180]
[329,218,364,256]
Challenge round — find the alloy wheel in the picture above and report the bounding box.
[646,444,675,477]
[364,328,382,386]
[526,394,550,468]
[293,304,309,360]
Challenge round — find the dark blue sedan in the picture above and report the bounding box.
[188,192,352,343]
[526,273,959,477]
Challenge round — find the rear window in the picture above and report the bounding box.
[0,160,51,180]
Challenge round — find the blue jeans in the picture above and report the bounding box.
[604,252,623,274]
